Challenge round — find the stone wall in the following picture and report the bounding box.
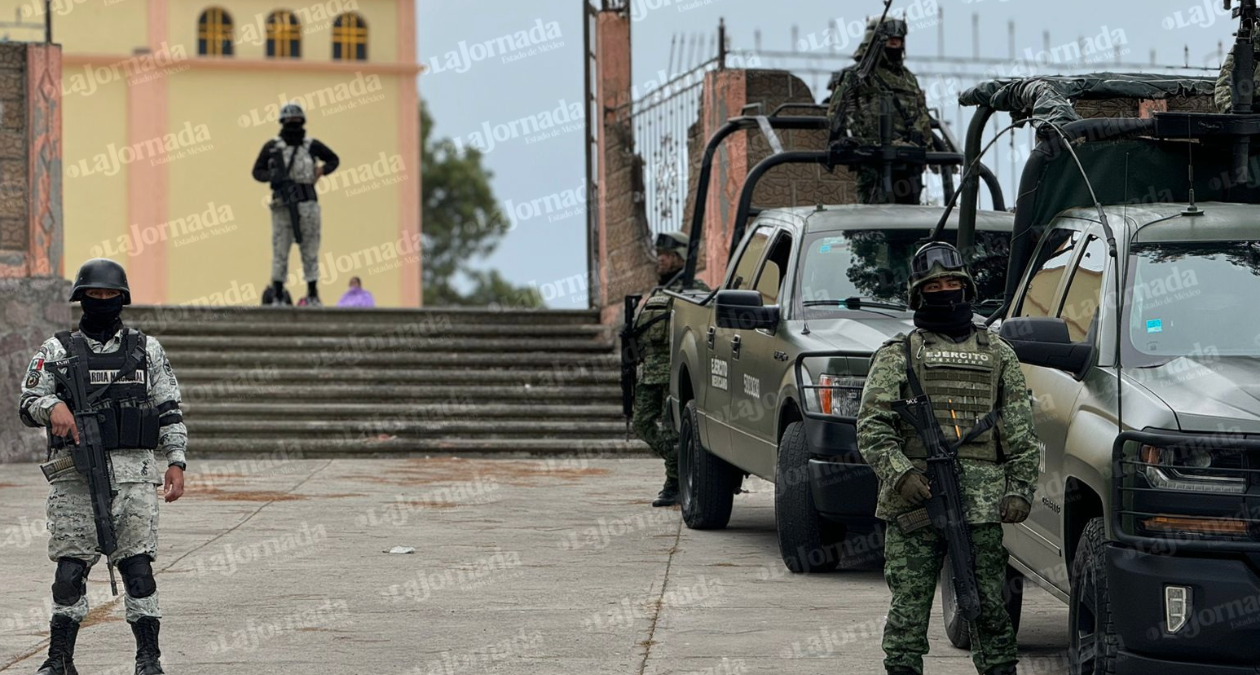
[1,277,72,463]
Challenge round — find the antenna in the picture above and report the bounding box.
[1183,122,1205,216]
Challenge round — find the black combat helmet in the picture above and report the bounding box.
[279,102,306,124]
[907,242,976,309]
[69,258,131,305]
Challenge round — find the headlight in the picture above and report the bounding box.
[1140,444,1246,494]
[817,374,864,418]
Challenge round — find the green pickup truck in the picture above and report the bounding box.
[661,111,1011,572]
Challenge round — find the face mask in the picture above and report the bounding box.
[282,121,304,131]
[884,47,904,64]
[914,288,973,338]
[79,295,125,341]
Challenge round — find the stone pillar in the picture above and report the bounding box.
[595,7,656,326]
[0,42,71,463]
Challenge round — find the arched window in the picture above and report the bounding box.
[266,10,301,58]
[197,7,233,56]
[332,13,367,61]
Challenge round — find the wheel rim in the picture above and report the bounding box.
[1072,564,1099,674]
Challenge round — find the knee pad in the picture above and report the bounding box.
[118,555,156,598]
[52,557,89,606]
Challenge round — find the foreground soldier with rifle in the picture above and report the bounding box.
[17,259,188,675]
[622,232,707,507]
[856,243,1039,675]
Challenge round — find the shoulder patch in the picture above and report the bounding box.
[25,371,41,388]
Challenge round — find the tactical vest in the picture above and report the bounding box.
[273,137,317,184]
[51,329,161,451]
[635,291,673,386]
[898,329,1003,462]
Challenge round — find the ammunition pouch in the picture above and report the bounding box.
[272,181,318,205]
[48,405,160,452]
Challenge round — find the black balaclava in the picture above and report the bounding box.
[280,120,305,145]
[884,46,905,66]
[913,288,973,340]
[79,295,125,343]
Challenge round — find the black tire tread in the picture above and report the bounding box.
[1069,517,1119,675]
[680,401,736,530]
[775,421,840,573]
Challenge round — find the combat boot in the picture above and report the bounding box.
[652,479,679,507]
[131,617,165,675]
[35,615,80,675]
[984,665,1018,675]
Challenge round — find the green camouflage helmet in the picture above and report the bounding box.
[854,17,909,60]
[907,242,977,309]
[654,231,689,258]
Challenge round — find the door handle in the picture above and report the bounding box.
[731,334,742,360]
[707,326,716,349]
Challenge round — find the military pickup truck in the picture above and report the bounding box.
[936,70,1260,673]
[660,110,1011,572]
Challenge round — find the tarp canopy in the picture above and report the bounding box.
[959,73,1217,128]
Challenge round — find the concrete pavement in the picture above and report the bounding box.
[0,458,1068,674]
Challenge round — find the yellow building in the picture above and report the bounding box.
[0,0,422,306]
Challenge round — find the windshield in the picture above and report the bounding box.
[797,229,1010,314]
[1126,241,1260,366]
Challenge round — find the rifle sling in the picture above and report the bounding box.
[901,331,999,453]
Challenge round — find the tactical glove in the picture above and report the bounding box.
[895,469,932,506]
[1000,495,1031,524]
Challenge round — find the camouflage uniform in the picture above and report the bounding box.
[18,330,187,624]
[632,288,680,483]
[269,137,322,284]
[826,19,933,205]
[857,328,1039,674]
[1215,48,1260,113]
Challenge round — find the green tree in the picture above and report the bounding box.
[421,102,543,308]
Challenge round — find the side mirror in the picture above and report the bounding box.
[998,317,1094,380]
[716,290,780,331]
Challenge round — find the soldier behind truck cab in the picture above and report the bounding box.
[826,17,933,205]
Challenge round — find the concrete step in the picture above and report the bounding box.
[182,402,625,420]
[156,335,613,353]
[175,367,619,385]
[126,305,601,327]
[187,437,651,458]
[185,419,630,438]
[180,383,621,404]
[130,321,610,339]
[166,351,619,369]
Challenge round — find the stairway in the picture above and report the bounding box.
[125,305,650,458]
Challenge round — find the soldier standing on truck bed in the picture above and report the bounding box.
[631,232,708,507]
[17,259,188,675]
[856,243,1040,675]
[826,17,933,205]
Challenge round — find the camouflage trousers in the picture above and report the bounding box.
[271,201,322,283]
[857,166,924,205]
[882,522,1016,674]
[47,480,161,623]
[632,383,678,484]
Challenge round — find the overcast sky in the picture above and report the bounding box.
[418,0,1232,308]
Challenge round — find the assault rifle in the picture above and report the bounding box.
[619,295,644,438]
[43,355,121,596]
[888,336,998,622]
[269,143,304,244]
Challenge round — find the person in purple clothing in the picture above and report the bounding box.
[337,277,375,308]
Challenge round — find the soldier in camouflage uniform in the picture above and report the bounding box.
[1215,47,1260,113]
[251,102,340,307]
[856,243,1039,675]
[18,259,187,675]
[826,17,933,205]
[632,232,707,507]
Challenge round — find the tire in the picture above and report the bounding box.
[679,401,739,530]
[774,421,844,573]
[1069,518,1119,675]
[941,556,1024,650]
